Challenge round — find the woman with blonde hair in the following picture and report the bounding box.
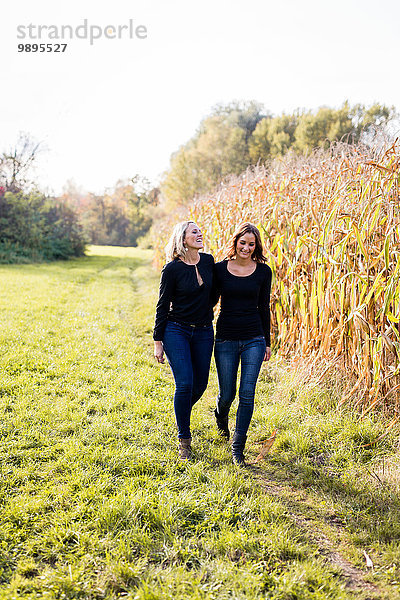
[213,222,272,466]
[153,221,215,459]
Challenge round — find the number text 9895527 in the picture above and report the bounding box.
[18,43,67,52]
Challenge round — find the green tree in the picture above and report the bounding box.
[0,190,85,262]
[293,102,396,153]
[212,100,267,141]
[161,102,266,205]
[196,116,249,181]
[249,113,298,162]
[293,104,354,152]
[161,146,204,206]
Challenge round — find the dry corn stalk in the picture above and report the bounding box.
[153,141,400,414]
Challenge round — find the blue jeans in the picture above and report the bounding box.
[162,321,214,438]
[214,336,266,437]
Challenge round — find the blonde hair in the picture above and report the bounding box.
[165,221,195,263]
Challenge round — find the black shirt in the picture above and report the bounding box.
[214,260,272,344]
[153,253,215,341]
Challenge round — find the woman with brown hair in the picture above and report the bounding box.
[213,223,272,466]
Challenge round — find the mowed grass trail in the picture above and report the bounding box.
[0,246,400,600]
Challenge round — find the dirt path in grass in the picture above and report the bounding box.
[254,472,381,598]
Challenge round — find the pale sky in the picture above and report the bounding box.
[2,0,399,195]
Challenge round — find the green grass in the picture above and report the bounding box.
[0,245,399,599]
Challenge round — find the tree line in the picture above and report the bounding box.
[60,177,159,248]
[1,101,397,262]
[0,135,85,263]
[161,101,397,205]
[0,134,159,263]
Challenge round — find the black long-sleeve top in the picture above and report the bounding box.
[153,253,215,341]
[214,260,272,344]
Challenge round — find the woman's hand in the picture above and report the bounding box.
[264,347,271,362]
[154,341,165,364]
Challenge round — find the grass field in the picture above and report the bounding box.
[1,246,400,599]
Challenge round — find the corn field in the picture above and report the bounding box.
[153,142,400,413]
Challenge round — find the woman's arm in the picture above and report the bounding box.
[153,264,174,344]
[259,267,272,357]
[210,260,221,307]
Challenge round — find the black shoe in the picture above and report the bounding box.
[232,432,247,466]
[214,409,230,440]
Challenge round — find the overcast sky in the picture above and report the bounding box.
[2,0,399,195]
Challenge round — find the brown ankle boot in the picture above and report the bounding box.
[178,438,192,460]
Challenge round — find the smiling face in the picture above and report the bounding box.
[184,223,203,250]
[235,232,256,260]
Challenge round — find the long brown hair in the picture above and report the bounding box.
[225,222,267,263]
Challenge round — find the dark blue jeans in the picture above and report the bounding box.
[162,321,214,438]
[214,336,266,437]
